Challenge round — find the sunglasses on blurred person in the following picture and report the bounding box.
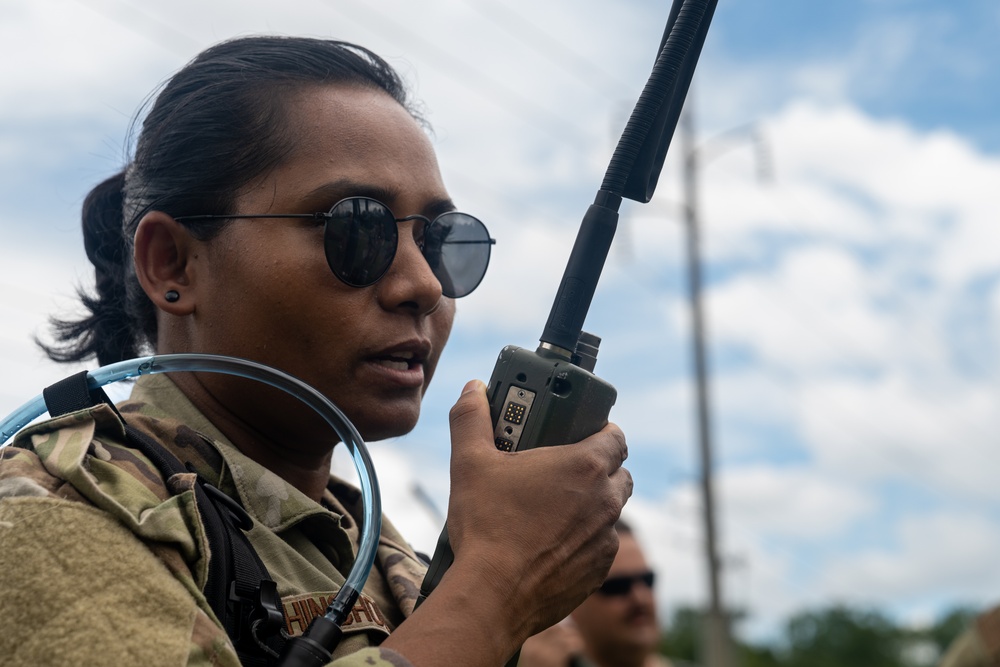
[595,571,656,597]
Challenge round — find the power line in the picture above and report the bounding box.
[71,0,203,58]
[460,0,638,99]
[317,0,596,143]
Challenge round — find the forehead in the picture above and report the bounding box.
[240,84,447,212]
[609,533,649,576]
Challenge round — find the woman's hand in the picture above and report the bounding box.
[385,379,632,666]
[447,379,631,630]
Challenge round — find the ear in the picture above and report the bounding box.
[133,211,198,316]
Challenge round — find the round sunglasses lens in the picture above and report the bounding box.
[425,213,492,298]
[324,198,397,287]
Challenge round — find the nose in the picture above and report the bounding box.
[376,219,444,315]
[629,578,655,605]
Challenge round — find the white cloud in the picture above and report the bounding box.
[800,375,1000,501]
[0,1,174,122]
[821,510,1000,607]
[0,242,91,433]
[623,468,875,639]
[718,466,874,541]
[707,245,893,371]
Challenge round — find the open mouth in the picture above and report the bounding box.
[374,351,420,372]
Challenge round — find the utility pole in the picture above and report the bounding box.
[680,97,735,667]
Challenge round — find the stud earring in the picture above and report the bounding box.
[164,290,180,303]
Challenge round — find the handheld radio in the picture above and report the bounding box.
[415,0,719,633]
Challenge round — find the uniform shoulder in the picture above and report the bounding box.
[1,402,211,592]
[974,605,1000,661]
[939,605,1000,667]
[0,404,133,503]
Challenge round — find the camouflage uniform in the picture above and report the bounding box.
[939,606,1000,667]
[0,373,426,666]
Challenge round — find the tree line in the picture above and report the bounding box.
[659,605,980,667]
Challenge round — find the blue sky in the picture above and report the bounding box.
[3,0,1000,651]
[708,0,1000,149]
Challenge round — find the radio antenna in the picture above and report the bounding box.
[538,0,718,354]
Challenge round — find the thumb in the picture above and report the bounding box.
[448,379,493,458]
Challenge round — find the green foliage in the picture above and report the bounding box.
[659,606,700,661]
[657,603,982,667]
[740,644,783,667]
[783,606,902,667]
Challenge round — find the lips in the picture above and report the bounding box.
[374,350,418,371]
[367,340,432,382]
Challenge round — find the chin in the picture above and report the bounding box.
[355,412,420,442]
[332,390,423,442]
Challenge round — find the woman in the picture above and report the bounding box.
[0,36,631,666]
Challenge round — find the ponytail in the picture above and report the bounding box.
[39,171,144,365]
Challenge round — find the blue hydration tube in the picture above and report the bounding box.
[0,353,381,653]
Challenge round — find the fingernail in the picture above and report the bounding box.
[461,379,484,396]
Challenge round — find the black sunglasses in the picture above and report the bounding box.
[596,571,655,597]
[175,196,495,298]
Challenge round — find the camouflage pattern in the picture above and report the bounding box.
[0,373,426,666]
[939,606,1000,667]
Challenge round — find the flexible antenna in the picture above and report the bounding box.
[538,0,719,354]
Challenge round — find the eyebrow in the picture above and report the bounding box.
[301,179,457,219]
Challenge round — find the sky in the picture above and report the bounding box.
[3,0,1000,651]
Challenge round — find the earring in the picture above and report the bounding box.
[164,290,180,303]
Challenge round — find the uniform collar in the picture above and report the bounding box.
[124,374,427,618]
[125,374,344,533]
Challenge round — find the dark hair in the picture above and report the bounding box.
[41,36,419,366]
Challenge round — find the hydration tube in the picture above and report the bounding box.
[0,353,381,662]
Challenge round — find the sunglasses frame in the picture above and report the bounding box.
[175,196,495,298]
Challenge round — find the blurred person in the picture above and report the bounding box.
[521,520,671,667]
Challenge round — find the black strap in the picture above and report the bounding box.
[43,370,123,422]
[125,425,286,663]
[43,373,286,665]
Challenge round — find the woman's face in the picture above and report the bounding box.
[184,84,457,442]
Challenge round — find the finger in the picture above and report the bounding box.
[579,423,627,475]
[613,466,634,502]
[597,467,633,524]
[606,423,627,464]
[448,379,494,458]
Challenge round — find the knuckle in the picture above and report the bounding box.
[608,425,628,460]
[595,525,621,574]
[622,467,634,498]
[577,449,606,478]
[597,492,623,524]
